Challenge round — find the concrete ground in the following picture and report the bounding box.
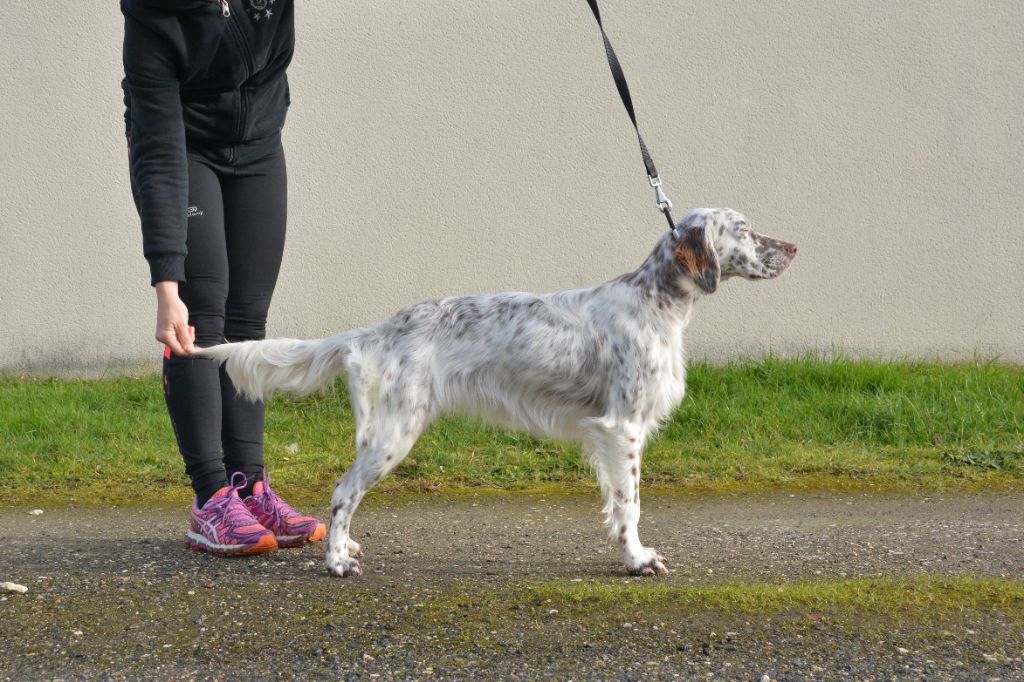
[1,490,1022,680]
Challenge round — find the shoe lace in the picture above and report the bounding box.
[205,471,259,528]
[258,472,301,520]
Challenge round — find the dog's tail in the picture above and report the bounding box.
[194,331,357,402]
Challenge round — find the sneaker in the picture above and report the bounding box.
[244,474,327,548]
[185,472,278,557]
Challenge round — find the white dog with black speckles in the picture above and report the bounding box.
[197,208,797,577]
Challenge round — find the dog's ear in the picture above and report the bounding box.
[674,221,720,294]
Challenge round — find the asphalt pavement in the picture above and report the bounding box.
[2,491,1022,680]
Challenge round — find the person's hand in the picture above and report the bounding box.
[155,281,196,356]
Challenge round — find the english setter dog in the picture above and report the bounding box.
[198,208,796,577]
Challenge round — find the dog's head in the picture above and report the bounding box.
[672,208,797,294]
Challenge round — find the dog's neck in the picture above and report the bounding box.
[616,238,702,317]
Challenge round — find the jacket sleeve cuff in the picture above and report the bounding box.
[148,255,186,287]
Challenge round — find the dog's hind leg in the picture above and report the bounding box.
[581,416,666,576]
[325,368,430,577]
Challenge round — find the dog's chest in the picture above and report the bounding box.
[636,334,687,425]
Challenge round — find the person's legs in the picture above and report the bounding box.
[216,147,324,546]
[163,157,230,508]
[218,147,288,495]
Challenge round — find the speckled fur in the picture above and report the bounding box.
[197,208,796,577]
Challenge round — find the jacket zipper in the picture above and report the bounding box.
[220,0,259,162]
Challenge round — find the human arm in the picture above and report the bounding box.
[122,10,189,286]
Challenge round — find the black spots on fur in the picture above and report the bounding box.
[445,298,489,339]
[617,262,660,302]
[619,524,627,536]
[614,271,639,287]
[583,390,608,412]
[578,349,600,376]
[438,307,464,338]
[755,237,786,259]
[627,451,636,459]
[331,498,352,518]
[395,310,414,331]
[654,255,684,299]
[534,380,605,413]
[630,466,637,478]
[615,489,627,502]
[493,298,516,323]
[611,340,632,367]
[391,300,440,338]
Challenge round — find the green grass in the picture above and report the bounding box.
[380,576,1024,650]
[386,576,1024,658]
[1,356,1021,505]
[525,576,1024,620]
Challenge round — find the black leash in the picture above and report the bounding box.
[585,0,678,236]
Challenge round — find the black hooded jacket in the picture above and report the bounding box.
[122,0,294,285]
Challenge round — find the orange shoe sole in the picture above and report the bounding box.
[307,522,327,544]
[241,533,279,555]
[186,532,278,557]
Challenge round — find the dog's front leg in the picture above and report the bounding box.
[582,418,667,576]
[609,456,667,577]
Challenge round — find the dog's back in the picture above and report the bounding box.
[199,280,662,441]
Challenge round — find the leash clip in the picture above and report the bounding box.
[649,175,672,213]
[650,175,678,237]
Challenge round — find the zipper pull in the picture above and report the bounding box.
[220,0,230,18]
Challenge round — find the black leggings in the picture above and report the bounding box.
[163,147,287,507]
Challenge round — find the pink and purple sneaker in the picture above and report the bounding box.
[185,473,278,557]
[244,475,327,548]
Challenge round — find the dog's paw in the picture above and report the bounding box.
[627,559,668,577]
[346,539,363,558]
[625,548,668,577]
[326,551,362,578]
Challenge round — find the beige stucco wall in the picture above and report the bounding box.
[1,1,1021,375]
